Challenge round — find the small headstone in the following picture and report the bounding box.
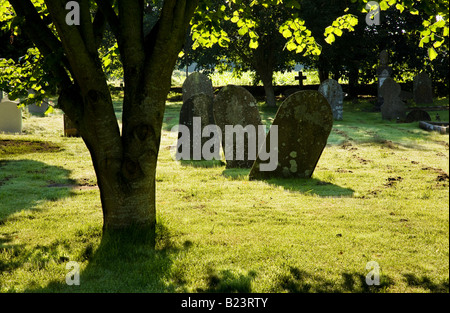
[405,109,431,123]
[249,90,333,180]
[213,85,263,168]
[376,50,393,111]
[413,72,433,105]
[182,72,214,103]
[27,89,50,114]
[318,79,345,120]
[176,93,218,160]
[177,72,216,160]
[0,97,22,134]
[379,77,406,120]
[63,114,80,137]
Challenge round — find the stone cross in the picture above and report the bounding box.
[295,71,307,88]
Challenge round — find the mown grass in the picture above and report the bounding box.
[0,96,448,293]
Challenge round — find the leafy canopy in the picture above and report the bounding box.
[0,0,448,103]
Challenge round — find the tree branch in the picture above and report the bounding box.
[8,0,72,88]
[94,0,120,40]
[79,0,97,55]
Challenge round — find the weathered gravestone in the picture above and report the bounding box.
[63,114,80,137]
[249,90,333,180]
[379,77,406,120]
[176,93,220,160]
[213,85,263,168]
[0,92,22,134]
[182,72,214,103]
[376,50,393,111]
[413,72,433,105]
[177,72,216,160]
[27,89,50,115]
[318,79,345,121]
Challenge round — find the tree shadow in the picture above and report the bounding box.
[0,159,73,222]
[277,266,393,293]
[180,159,225,168]
[197,267,257,293]
[28,223,190,293]
[0,159,74,277]
[222,168,354,197]
[264,177,354,198]
[222,168,251,180]
[402,273,449,293]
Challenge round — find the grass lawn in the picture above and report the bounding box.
[0,96,448,293]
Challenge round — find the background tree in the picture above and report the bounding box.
[185,2,314,107]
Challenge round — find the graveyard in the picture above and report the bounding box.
[0,76,448,292]
[0,0,449,299]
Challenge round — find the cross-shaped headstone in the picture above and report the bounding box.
[295,71,307,88]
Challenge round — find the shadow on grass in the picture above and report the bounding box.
[265,178,354,198]
[222,168,354,198]
[197,267,257,293]
[0,159,73,222]
[29,224,189,293]
[402,273,449,293]
[180,159,225,168]
[277,266,393,293]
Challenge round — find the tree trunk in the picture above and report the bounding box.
[253,41,276,107]
[261,72,277,107]
[13,0,197,235]
[318,54,329,83]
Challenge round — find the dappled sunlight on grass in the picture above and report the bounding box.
[0,96,448,293]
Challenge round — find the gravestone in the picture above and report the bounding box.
[376,50,393,111]
[249,90,333,180]
[379,77,406,120]
[182,72,214,103]
[0,94,22,134]
[318,79,345,121]
[413,72,433,105]
[405,109,431,123]
[27,90,50,115]
[176,93,219,160]
[177,72,216,160]
[213,85,263,168]
[63,114,80,137]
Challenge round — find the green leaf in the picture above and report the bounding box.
[286,40,297,51]
[379,1,389,11]
[282,28,292,38]
[238,26,248,36]
[325,34,335,44]
[428,47,438,61]
[249,39,259,49]
[433,40,444,48]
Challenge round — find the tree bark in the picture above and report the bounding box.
[260,70,277,108]
[253,41,277,107]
